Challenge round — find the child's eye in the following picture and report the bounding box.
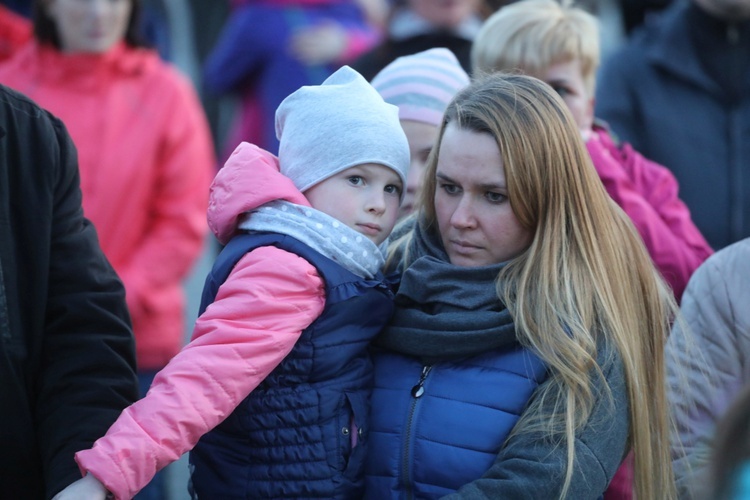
[440,183,460,195]
[348,176,364,186]
[486,192,506,203]
[384,184,402,195]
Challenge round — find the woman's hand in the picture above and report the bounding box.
[52,473,109,500]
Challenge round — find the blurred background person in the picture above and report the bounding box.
[202,0,385,158]
[471,0,712,304]
[596,0,750,250]
[666,237,750,499]
[0,0,215,498]
[371,47,470,220]
[707,380,750,500]
[352,0,493,80]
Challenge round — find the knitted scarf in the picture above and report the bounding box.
[239,200,386,279]
[375,216,519,361]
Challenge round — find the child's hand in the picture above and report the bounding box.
[289,22,347,66]
[52,473,109,500]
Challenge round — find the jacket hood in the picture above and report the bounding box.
[208,142,310,244]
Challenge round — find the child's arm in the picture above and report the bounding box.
[73,246,326,500]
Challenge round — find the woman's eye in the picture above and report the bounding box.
[348,176,363,186]
[486,192,506,203]
[440,183,459,195]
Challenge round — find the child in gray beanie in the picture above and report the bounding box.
[62,66,410,500]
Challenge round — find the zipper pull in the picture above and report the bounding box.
[411,365,432,398]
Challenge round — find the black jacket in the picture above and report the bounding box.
[0,84,138,499]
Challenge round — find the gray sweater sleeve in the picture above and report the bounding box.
[442,340,629,500]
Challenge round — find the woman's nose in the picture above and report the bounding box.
[450,196,476,228]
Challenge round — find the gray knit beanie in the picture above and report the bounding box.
[275,66,410,194]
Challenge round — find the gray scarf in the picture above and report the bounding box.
[239,200,387,279]
[376,216,519,361]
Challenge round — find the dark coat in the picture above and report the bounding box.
[596,1,750,250]
[0,84,138,499]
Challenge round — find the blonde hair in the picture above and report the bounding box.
[471,0,600,95]
[398,73,676,499]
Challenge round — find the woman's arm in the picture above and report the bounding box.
[443,342,628,500]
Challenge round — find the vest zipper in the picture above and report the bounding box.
[401,364,432,499]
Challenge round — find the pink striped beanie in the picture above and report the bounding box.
[371,48,470,127]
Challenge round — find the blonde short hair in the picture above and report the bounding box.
[471,0,600,95]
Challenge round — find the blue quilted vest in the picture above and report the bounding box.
[365,345,548,499]
[189,231,395,499]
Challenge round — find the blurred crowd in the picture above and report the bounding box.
[1,0,749,499]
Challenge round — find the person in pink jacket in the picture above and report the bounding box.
[469,1,713,498]
[53,65,410,500]
[471,0,713,305]
[0,3,215,496]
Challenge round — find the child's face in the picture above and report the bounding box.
[303,164,403,245]
[538,59,595,133]
[400,119,440,220]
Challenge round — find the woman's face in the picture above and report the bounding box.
[537,59,594,133]
[408,0,482,29]
[434,124,533,267]
[45,0,132,53]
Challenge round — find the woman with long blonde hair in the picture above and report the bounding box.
[365,72,676,499]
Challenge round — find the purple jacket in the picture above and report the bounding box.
[203,1,380,155]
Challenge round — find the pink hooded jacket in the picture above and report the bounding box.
[0,42,215,370]
[586,126,713,302]
[75,143,326,499]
